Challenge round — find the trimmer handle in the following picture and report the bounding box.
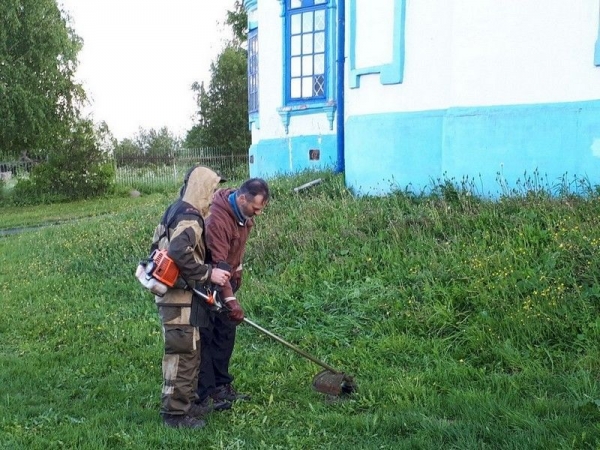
[216,261,232,272]
[189,261,234,312]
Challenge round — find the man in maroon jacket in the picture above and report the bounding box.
[196,178,270,406]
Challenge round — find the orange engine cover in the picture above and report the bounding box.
[151,249,180,287]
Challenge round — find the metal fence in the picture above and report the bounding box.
[114,148,249,187]
[1,148,249,187]
[0,160,37,181]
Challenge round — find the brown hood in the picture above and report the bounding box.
[181,166,223,216]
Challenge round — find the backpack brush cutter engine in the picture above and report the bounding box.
[136,250,357,397]
[136,249,224,309]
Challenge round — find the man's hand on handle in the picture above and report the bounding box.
[210,268,230,286]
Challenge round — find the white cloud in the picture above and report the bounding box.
[59,0,231,140]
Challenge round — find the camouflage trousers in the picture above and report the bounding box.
[158,305,200,416]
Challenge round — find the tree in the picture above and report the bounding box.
[96,121,117,156]
[134,127,181,159]
[0,0,84,156]
[226,1,248,46]
[1,1,121,204]
[185,2,249,153]
[115,127,181,167]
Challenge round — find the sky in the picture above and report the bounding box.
[58,0,231,140]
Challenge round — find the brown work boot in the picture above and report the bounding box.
[162,414,206,429]
[189,397,232,417]
[212,384,251,402]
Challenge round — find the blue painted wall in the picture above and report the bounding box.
[249,134,337,178]
[344,100,600,197]
[345,110,445,195]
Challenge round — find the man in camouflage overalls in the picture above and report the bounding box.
[149,165,230,429]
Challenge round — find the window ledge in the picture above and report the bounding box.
[277,101,336,133]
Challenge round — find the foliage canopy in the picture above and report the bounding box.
[0,0,84,156]
[0,1,118,204]
[115,127,182,160]
[185,2,250,153]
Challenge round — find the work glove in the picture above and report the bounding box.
[226,298,244,324]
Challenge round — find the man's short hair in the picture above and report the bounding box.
[238,178,270,203]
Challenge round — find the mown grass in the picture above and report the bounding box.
[1,171,600,449]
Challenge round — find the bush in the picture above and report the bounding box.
[9,120,115,205]
[10,178,68,205]
[30,157,115,200]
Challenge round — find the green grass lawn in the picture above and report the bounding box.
[1,171,600,449]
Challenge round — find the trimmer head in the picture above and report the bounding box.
[312,370,357,396]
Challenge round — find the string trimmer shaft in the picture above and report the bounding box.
[242,318,357,396]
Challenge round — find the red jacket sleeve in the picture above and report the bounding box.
[206,212,235,299]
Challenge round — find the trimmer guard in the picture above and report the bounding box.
[312,370,357,396]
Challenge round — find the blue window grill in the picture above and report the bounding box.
[248,29,259,113]
[286,0,328,103]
